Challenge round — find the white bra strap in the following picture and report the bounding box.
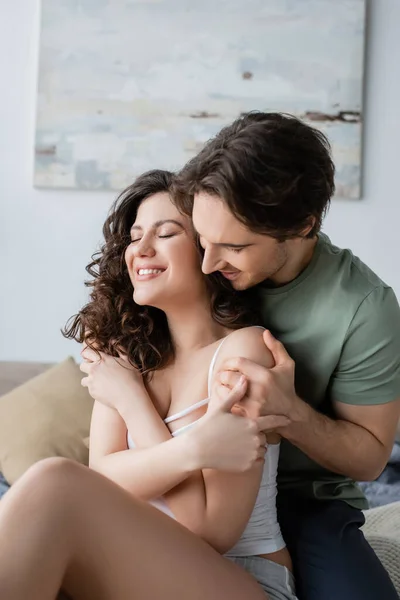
[164,337,229,425]
[166,327,265,425]
[207,337,229,396]
[171,420,199,437]
[164,397,210,424]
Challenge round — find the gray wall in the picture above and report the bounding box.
[0,0,399,362]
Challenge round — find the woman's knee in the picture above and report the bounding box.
[26,456,82,479]
[0,459,87,539]
[17,458,87,503]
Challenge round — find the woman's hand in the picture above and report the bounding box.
[80,347,145,414]
[188,377,266,472]
[189,376,290,472]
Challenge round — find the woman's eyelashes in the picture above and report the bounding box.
[129,232,177,244]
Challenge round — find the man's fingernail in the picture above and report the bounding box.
[238,375,245,386]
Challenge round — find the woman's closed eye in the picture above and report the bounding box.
[158,230,182,239]
[129,230,180,244]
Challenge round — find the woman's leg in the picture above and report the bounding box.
[0,458,267,600]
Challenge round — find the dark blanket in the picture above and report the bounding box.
[359,442,400,508]
[0,472,10,499]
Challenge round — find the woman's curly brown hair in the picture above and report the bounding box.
[63,169,261,377]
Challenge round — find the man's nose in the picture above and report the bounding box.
[202,247,222,274]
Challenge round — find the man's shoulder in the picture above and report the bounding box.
[258,234,399,349]
[318,233,391,302]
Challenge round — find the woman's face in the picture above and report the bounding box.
[125,192,206,309]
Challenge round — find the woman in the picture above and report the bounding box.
[0,170,295,600]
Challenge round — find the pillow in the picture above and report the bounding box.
[0,357,94,484]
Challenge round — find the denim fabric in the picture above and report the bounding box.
[278,494,399,600]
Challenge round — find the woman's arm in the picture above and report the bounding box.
[89,401,192,498]
[83,352,190,497]
[85,354,266,501]
[84,331,275,553]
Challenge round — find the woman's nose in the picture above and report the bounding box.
[135,239,156,258]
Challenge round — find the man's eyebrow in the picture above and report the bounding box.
[196,230,252,248]
[214,242,252,248]
[130,219,184,232]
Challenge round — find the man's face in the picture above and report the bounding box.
[192,192,289,290]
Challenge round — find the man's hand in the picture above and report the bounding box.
[217,330,300,430]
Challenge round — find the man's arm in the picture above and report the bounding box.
[219,287,400,481]
[220,341,400,481]
[280,396,400,481]
[286,285,400,480]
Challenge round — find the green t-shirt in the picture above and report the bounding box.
[258,233,400,509]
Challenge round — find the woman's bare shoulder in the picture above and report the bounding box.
[217,326,273,369]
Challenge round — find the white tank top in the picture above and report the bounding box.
[127,327,285,556]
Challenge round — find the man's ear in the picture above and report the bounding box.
[300,216,316,238]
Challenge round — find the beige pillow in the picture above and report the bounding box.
[0,357,94,484]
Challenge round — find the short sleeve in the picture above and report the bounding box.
[331,286,400,405]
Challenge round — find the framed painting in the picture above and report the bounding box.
[35,0,366,198]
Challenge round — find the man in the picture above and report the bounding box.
[174,112,400,600]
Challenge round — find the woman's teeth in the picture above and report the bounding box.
[138,269,163,275]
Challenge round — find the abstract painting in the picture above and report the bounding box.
[35,0,366,198]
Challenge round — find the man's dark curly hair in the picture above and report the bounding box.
[63,169,261,377]
[173,112,335,240]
